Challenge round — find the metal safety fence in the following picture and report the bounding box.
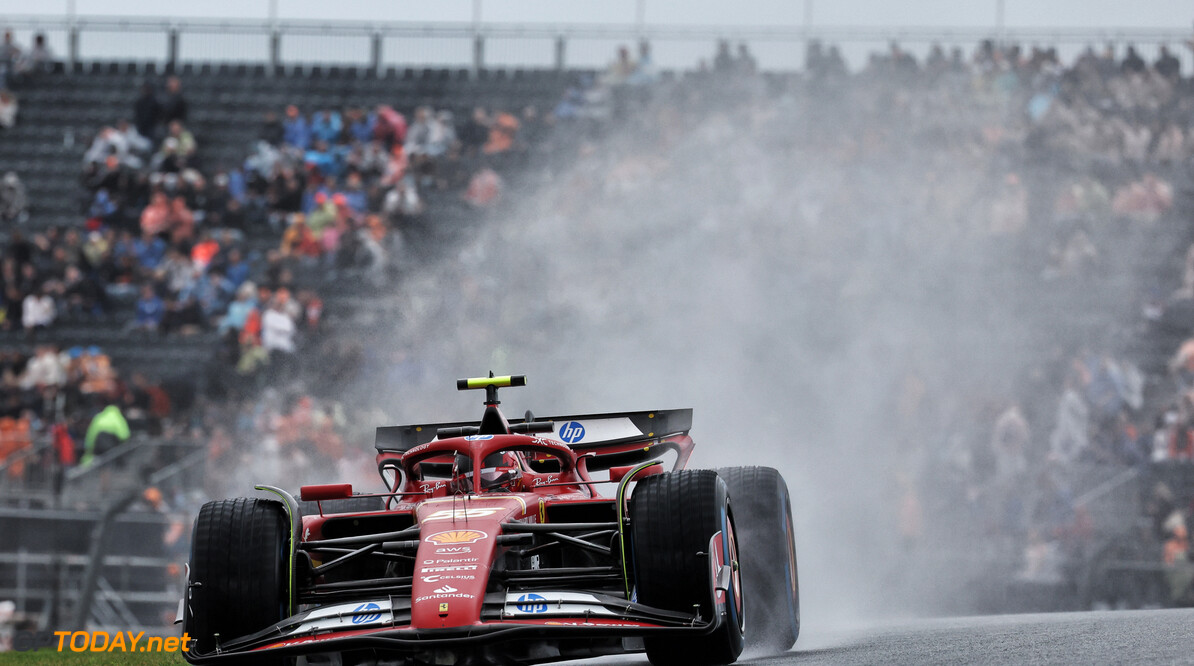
[0,15,1190,73]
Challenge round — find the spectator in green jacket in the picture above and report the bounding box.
[80,405,130,468]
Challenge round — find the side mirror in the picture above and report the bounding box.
[299,483,353,501]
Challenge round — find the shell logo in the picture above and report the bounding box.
[425,530,489,545]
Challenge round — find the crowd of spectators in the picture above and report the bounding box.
[0,51,559,510]
[0,30,54,131]
[4,31,1194,611]
[805,38,1194,601]
[0,343,173,482]
[466,37,1194,603]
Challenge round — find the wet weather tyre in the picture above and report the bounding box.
[184,498,291,665]
[297,494,386,516]
[716,466,800,653]
[630,469,745,666]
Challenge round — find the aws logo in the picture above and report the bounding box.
[425,530,488,545]
[558,421,586,443]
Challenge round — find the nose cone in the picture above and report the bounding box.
[410,496,528,628]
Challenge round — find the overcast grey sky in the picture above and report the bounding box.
[2,1,1190,70]
[0,0,1190,29]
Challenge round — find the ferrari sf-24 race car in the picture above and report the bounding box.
[180,375,799,665]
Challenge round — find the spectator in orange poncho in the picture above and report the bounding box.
[482,111,519,155]
[1162,512,1188,565]
[78,347,116,396]
[281,214,321,258]
[464,167,502,208]
[240,301,263,346]
[140,191,171,238]
[190,233,220,271]
[364,213,386,243]
[167,196,195,244]
[380,144,408,188]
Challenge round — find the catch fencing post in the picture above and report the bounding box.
[68,27,78,70]
[370,32,382,75]
[473,34,485,76]
[270,31,281,74]
[167,28,178,74]
[555,35,566,70]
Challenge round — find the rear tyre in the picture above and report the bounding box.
[184,498,291,665]
[630,469,745,666]
[716,466,800,653]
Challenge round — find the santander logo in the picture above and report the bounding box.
[433,585,458,594]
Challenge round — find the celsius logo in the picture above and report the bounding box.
[516,593,548,613]
[558,422,585,443]
[352,602,382,624]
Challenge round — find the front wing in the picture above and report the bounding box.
[184,535,731,663]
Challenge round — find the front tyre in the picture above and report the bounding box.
[184,497,291,665]
[716,466,800,653]
[630,469,745,666]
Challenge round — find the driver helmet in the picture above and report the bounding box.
[451,451,522,493]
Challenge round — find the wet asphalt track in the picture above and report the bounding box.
[572,609,1194,665]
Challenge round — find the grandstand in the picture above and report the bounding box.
[0,43,592,630]
[1,13,1194,637]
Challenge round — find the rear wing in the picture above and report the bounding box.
[374,408,692,453]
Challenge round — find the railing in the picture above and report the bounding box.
[0,435,207,509]
[1,15,1190,72]
[0,439,51,478]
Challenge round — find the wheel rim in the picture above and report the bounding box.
[785,510,797,596]
[726,508,744,633]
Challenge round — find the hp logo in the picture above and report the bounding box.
[516,593,548,613]
[558,421,586,443]
[352,602,383,624]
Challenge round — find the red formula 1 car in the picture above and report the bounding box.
[180,375,799,665]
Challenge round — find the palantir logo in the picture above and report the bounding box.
[352,602,382,624]
[516,593,548,613]
[558,421,586,443]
